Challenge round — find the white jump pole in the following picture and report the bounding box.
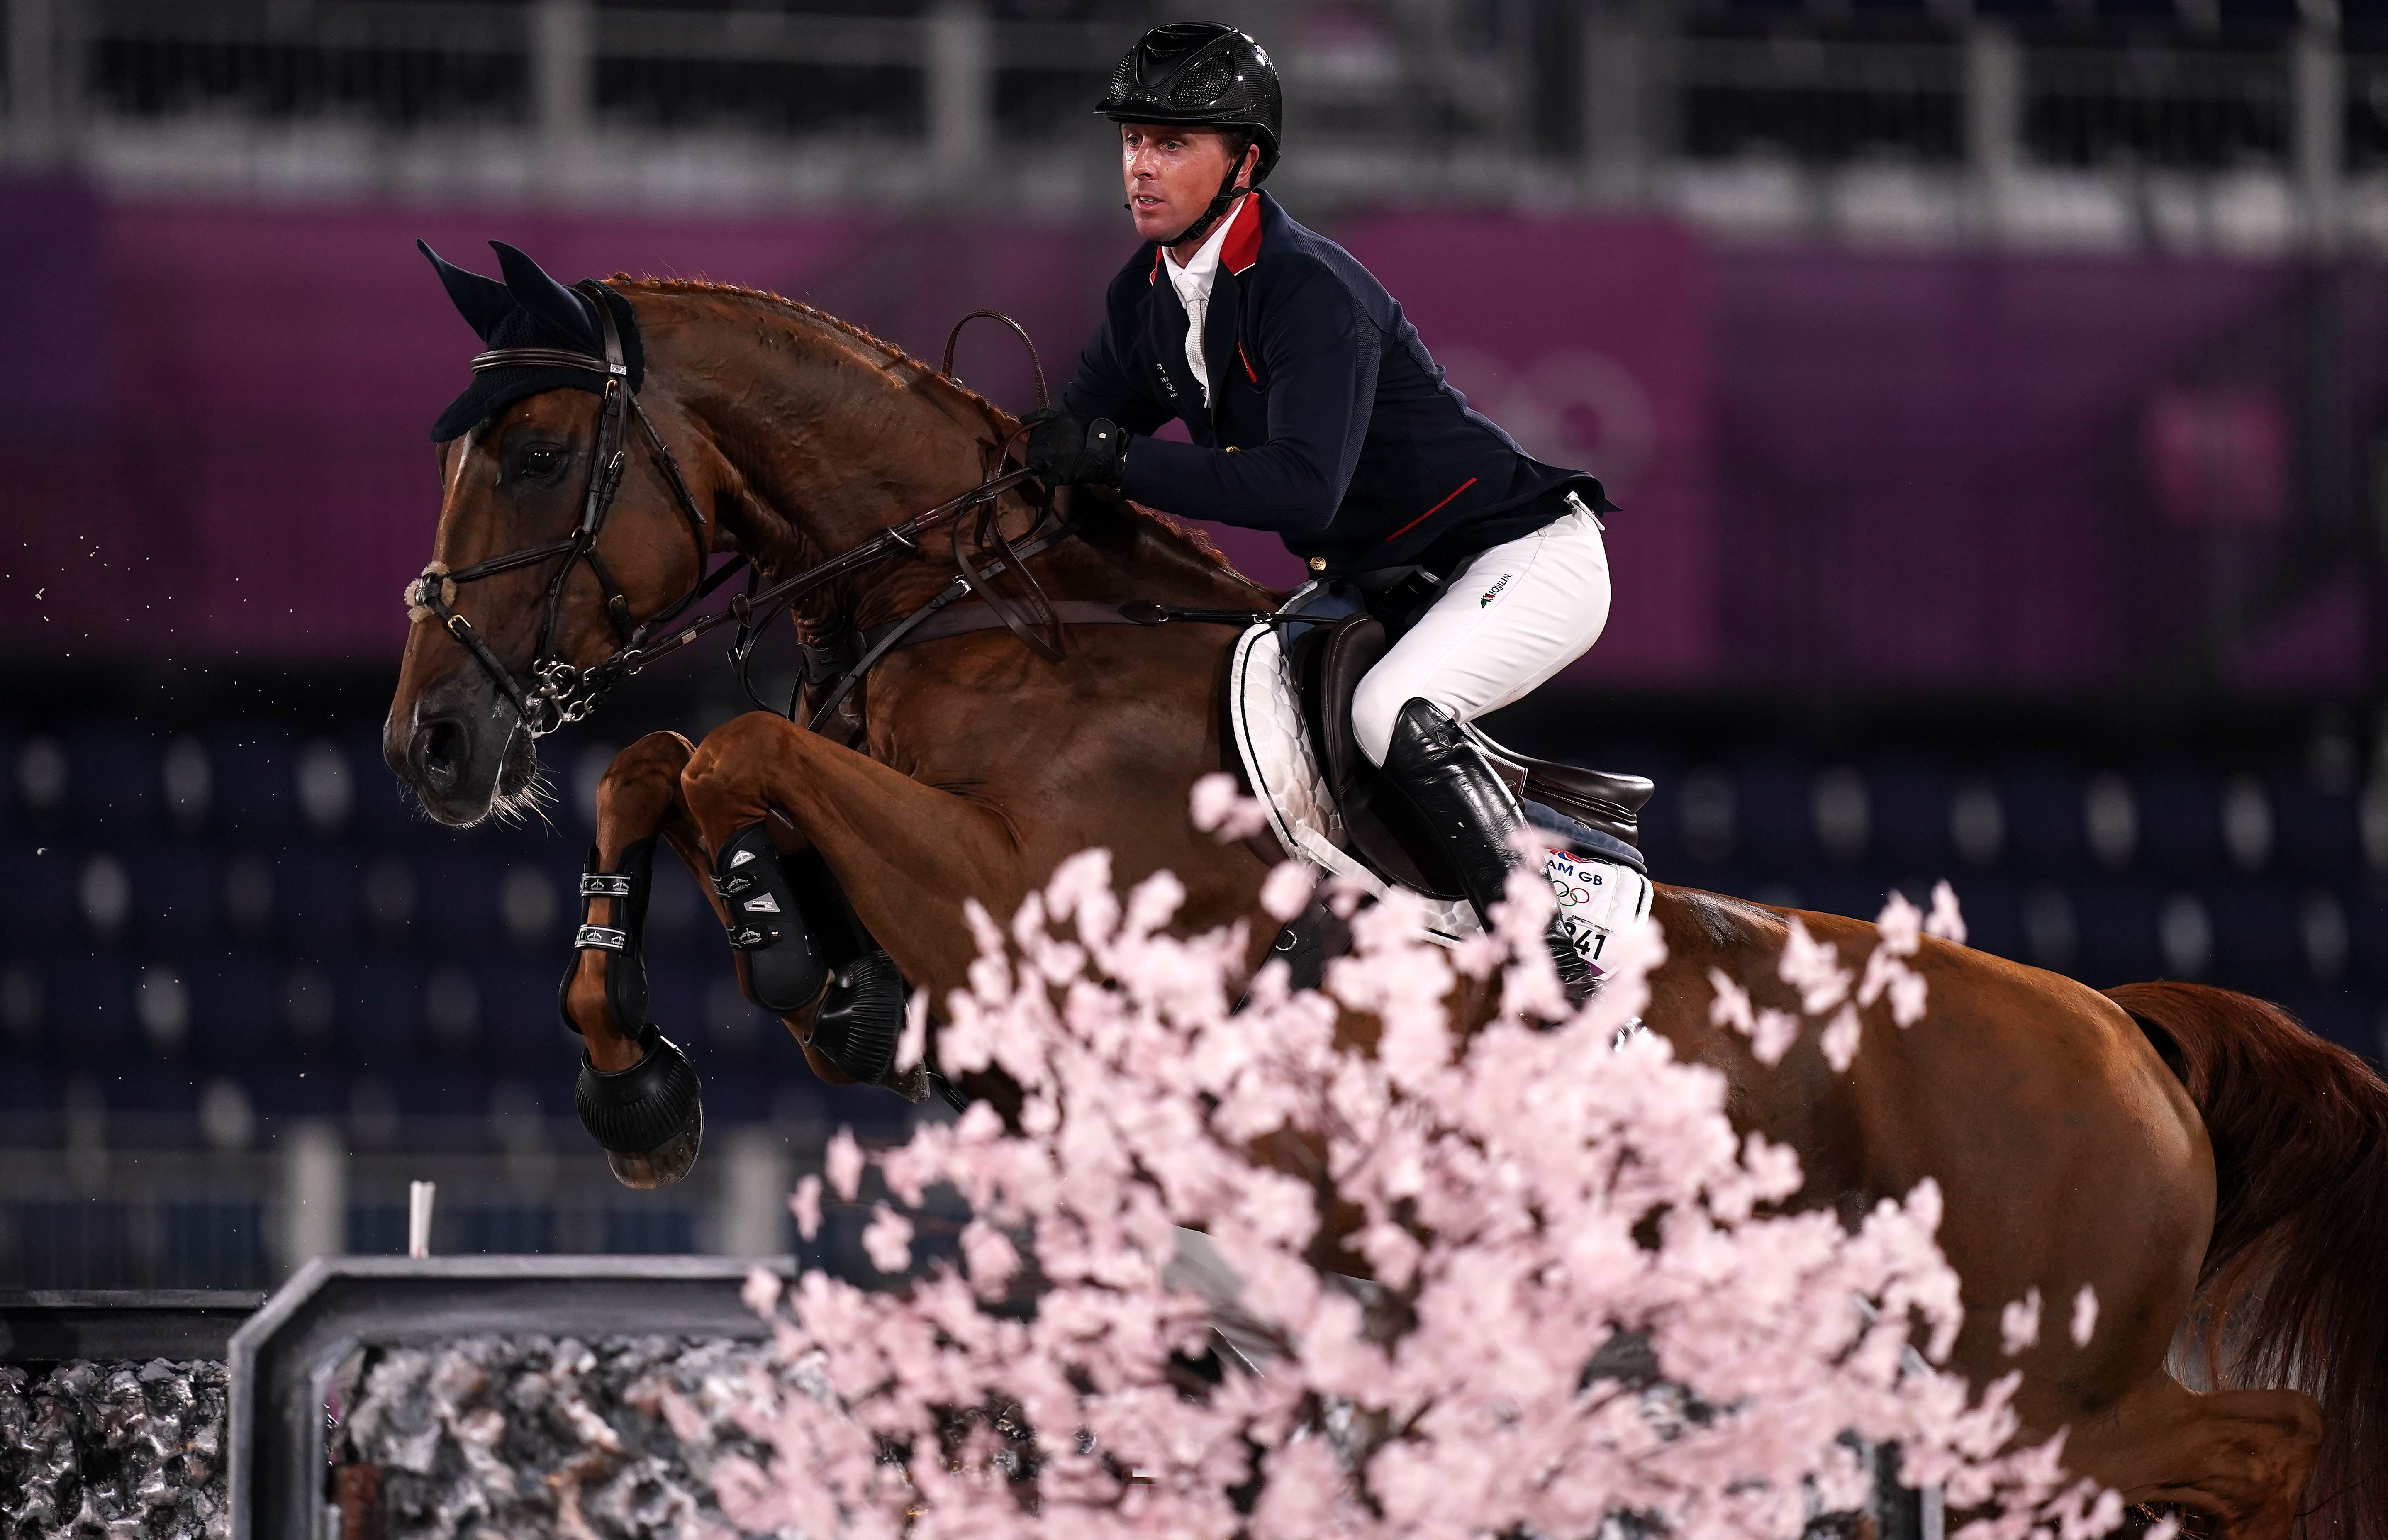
[407,1181,436,1259]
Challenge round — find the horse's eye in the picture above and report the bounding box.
[523,447,560,474]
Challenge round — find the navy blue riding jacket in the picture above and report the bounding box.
[1060,191,1611,577]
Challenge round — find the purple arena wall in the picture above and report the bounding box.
[1,177,2377,696]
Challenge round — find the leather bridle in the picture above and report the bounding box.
[404,287,1105,739]
[405,280,735,737]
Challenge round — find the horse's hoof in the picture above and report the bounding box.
[605,1100,704,1190]
[576,1025,704,1189]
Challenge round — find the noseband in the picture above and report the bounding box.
[405,280,731,737]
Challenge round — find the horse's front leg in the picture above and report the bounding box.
[569,732,917,1182]
[561,730,719,1187]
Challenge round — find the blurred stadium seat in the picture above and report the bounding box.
[64,729,162,836]
[1998,766,2091,877]
[2273,782,2363,879]
[2136,769,2227,881]
[5,701,2381,1175]
[1865,758,1957,874]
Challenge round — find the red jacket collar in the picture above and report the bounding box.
[1221,191,1262,275]
[1147,192,1264,283]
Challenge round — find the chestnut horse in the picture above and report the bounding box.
[383,265,2386,1540]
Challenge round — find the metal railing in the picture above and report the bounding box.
[0,1117,865,1290]
[8,5,2388,239]
[0,0,2382,249]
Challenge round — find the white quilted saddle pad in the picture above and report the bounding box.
[1227,618,1656,960]
[1226,620,1483,945]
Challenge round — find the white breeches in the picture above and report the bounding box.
[1350,495,1613,766]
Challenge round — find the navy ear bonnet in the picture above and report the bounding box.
[419,239,646,443]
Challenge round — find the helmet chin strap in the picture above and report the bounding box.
[1123,156,1252,253]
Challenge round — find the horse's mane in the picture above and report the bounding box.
[611,273,1252,586]
[614,273,1013,424]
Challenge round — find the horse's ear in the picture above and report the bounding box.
[417,239,514,341]
[490,240,600,353]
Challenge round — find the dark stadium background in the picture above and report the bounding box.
[1,0,2383,1287]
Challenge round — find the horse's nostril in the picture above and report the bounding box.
[414,717,466,793]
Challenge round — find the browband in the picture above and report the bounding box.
[470,346,628,377]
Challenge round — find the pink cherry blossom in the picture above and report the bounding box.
[1189,772,1270,841]
[862,1204,915,1274]
[790,1174,823,1241]
[2001,1288,2042,1355]
[742,1266,784,1316]
[705,786,2111,1540]
[1750,1008,1801,1065]
[1926,880,1969,944]
[1259,860,1317,922]
[1820,1004,1863,1071]
[1779,916,1853,1015]
[2071,1286,2099,1347]
[1876,891,1924,956]
[824,1128,864,1202]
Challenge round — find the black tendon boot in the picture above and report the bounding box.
[712,824,830,1014]
[558,838,656,1038]
[560,842,705,1188]
[1381,698,1595,1005]
[811,949,907,1086]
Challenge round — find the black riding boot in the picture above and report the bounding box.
[1381,698,1594,1003]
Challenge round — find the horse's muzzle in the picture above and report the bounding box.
[408,714,470,799]
[386,676,532,826]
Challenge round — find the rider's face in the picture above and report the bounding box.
[1119,123,1251,249]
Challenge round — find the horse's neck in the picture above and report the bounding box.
[707,371,1004,622]
[670,298,1263,623]
[727,426,1262,628]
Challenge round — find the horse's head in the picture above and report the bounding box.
[386,242,722,826]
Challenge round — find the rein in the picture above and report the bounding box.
[407,291,1266,740]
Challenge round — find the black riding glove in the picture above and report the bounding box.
[1022,408,1126,488]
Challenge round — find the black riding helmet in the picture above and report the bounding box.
[1097,22,1282,244]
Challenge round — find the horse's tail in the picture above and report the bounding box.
[2105,981,2388,1540]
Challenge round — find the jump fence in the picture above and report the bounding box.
[0,1260,1953,1539]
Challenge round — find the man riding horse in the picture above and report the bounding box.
[1028,22,1620,994]
[383,25,2388,1526]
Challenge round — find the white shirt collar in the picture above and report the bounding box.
[1162,194,1246,310]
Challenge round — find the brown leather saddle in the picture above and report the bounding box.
[1290,613,1655,904]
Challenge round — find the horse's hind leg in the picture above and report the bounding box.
[2061,1373,2321,1540]
[677,712,1046,1108]
[561,731,717,1188]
